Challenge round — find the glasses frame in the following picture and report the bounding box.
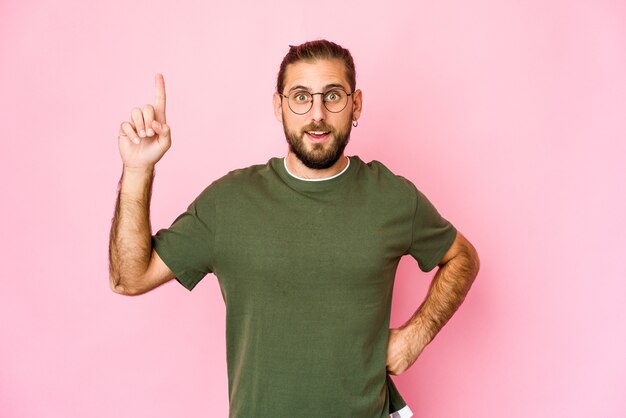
[279,87,356,115]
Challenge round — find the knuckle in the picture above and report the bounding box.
[142,104,154,114]
[124,124,136,135]
[131,109,143,124]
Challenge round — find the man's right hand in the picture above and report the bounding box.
[110,73,175,296]
[118,74,171,170]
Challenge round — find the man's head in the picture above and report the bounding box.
[273,40,362,170]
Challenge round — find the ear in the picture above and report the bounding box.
[273,93,284,123]
[351,89,363,121]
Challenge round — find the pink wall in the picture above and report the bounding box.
[1,0,625,417]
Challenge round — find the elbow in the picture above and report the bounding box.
[109,273,129,295]
[468,243,480,280]
[109,274,144,296]
[457,233,480,281]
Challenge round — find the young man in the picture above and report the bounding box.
[110,40,479,418]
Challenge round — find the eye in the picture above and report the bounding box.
[324,90,343,102]
[292,92,311,103]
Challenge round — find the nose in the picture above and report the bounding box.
[309,93,327,122]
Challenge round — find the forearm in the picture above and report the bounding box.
[403,238,480,351]
[109,166,155,294]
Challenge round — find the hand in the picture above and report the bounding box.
[118,74,171,170]
[386,326,425,375]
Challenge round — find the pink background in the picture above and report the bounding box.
[1,0,625,417]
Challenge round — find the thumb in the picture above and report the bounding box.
[151,120,172,153]
[152,120,171,139]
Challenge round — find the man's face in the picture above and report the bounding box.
[273,59,362,169]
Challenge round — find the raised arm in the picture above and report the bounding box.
[386,231,480,374]
[109,74,175,296]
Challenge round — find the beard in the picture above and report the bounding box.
[283,120,352,170]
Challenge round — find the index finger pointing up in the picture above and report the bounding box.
[155,73,166,123]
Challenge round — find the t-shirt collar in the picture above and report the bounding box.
[282,157,351,182]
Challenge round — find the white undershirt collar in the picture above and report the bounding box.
[283,157,350,182]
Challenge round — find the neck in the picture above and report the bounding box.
[285,152,349,180]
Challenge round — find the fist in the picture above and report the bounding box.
[386,327,424,375]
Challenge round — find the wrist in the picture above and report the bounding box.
[119,165,155,197]
[123,165,155,176]
[401,319,432,353]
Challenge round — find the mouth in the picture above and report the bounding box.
[305,130,331,142]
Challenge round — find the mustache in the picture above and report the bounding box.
[301,122,334,133]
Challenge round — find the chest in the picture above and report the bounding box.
[212,189,412,294]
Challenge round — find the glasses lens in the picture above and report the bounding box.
[288,91,313,114]
[323,89,348,113]
[285,89,350,114]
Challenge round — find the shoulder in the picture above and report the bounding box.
[352,156,419,197]
[193,158,279,202]
[216,159,277,186]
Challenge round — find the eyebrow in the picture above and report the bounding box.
[287,83,347,93]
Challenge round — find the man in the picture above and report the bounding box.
[109,40,479,418]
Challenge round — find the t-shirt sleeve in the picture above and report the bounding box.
[152,189,216,291]
[406,185,457,272]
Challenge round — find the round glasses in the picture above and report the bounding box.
[279,88,355,115]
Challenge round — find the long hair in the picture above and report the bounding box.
[276,40,356,94]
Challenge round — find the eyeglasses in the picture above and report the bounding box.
[279,88,355,115]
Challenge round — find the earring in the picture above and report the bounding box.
[352,120,359,127]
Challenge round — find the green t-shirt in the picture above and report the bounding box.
[153,156,456,418]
